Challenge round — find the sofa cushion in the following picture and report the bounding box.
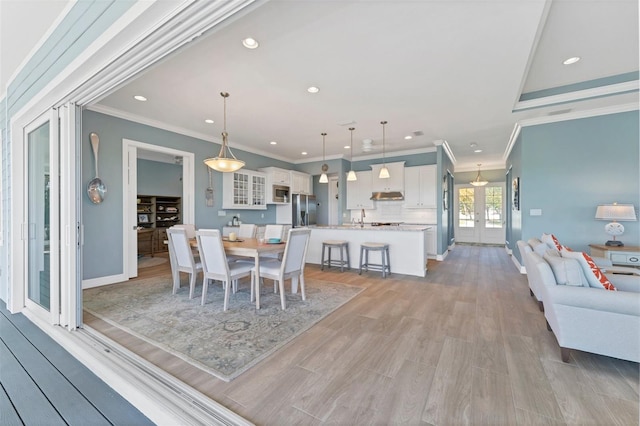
[544,252,588,287]
[541,233,563,251]
[529,238,551,257]
[561,249,617,291]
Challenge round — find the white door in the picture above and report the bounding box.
[454,183,505,244]
[24,110,60,324]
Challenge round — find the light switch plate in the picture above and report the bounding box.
[530,209,542,216]
[218,210,226,216]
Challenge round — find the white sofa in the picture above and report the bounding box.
[518,239,640,363]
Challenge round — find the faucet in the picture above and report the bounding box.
[359,209,366,227]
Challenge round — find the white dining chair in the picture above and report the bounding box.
[238,223,257,239]
[173,223,196,239]
[167,227,203,299]
[260,224,285,261]
[252,228,311,310]
[196,229,254,310]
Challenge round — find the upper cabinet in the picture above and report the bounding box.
[370,161,405,192]
[222,169,267,210]
[404,165,437,208]
[290,171,312,195]
[259,166,291,185]
[346,171,374,210]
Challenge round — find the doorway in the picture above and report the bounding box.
[123,139,195,279]
[454,183,506,245]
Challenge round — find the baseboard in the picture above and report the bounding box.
[83,273,128,289]
[510,254,526,273]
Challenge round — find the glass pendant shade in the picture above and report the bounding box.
[470,164,488,186]
[204,92,245,173]
[347,127,357,181]
[379,121,390,179]
[319,132,329,184]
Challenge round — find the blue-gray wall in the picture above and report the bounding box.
[508,110,639,264]
[137,159,183,196]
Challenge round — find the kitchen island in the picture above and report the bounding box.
[307,224,431,277]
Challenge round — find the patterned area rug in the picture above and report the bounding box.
[83,273,363,381]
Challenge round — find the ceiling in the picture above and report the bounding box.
[3,1,638,171]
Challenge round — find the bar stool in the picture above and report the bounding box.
[359,242,390,278]
[321,240,350,272]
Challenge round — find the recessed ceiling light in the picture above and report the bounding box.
[242,37,259,49]
[301,151,308,155]
[270,141,277,145]
[344,145,350,149]
[474,149,483,153]
[205,119,214,124]
[563,56,581,65]
[133,95,147,101]
[404,135,413,140]
[307,86,319,94]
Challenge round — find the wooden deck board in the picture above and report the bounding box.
[0,301,153,426]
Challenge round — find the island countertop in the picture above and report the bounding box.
[307,225,430,277]
[311,224,431,232]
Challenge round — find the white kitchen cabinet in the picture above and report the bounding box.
[370,161,405,192]
[426,226,437,257]
[404,165,437,208]
[290,171,311,195]
[222,170,267,210]
[259,167,290,185]
[346,171,374,210]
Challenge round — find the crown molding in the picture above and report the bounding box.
[433,139,457,166]
[86,104,293,164]
[291,146,436,164]
[513,80,639,112]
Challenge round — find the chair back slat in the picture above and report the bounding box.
[196,229,229,276]
[167,227,195,268]
[238,224,257,239]
[264,224,284,240]
[282,229,311,274]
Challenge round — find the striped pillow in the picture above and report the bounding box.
[560,249,616,291]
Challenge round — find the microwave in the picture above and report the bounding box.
[273,185,290,203]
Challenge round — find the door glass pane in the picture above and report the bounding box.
[458,188,475,228]
[485,186,503,228]
[28,121,51,310]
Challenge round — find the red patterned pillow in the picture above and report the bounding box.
[560,249,617,291]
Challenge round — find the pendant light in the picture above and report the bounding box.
[470,163,488,186]
[204,92,245,173]
[319,132,329,183]
[346,127,357,181]
[379,120,390,179]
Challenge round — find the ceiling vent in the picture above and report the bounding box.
[412,130,424,136]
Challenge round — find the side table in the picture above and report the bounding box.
[589,244,640,267]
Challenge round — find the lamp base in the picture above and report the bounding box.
[605,240,624,247]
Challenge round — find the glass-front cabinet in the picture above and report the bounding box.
[222,170,267,209]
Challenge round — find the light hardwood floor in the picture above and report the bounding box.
[84,245,639,425]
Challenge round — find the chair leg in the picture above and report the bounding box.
[560,347,571,363]
[299,274,306,301]
[223,280,231,311]
[250,272,255,302]
[201,278,208,305]
[278,279,286,310]
[189,272,197,299]
[172,270,180,294]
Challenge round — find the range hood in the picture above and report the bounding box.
[370,191,404,201]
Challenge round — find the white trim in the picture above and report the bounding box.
[122,139,195,280]
[3,1,78,96]
[82,273,128,289]
[513,80,639,112]
[502,123,522,163]
[510,252,525,274]
[433,139,457,166]
[454,162,506,173]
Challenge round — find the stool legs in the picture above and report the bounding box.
[359,245,390,278]
[322,242,350,272]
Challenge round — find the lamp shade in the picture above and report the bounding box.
[204,92,245,173]
[595,204,637,221]
[470,163,488,186]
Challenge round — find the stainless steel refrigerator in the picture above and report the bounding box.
[292,194,316,227]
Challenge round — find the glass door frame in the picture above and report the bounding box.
[454,182,506,245]
[23,110,60,324]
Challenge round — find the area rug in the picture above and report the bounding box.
[83,273,363,381]
[137,256,168,269]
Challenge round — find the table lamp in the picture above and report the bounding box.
[595,203,637,246]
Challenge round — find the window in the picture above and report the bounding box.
[485,186,503,228]
[458,188,475,228]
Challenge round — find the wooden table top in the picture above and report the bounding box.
[589,244,640,252]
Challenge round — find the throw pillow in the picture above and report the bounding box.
[541,233,563,252]
[543,252,588,286]
[560,249,617,291]
[528,238,549,257]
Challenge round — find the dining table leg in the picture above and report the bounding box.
[254,254,261,309]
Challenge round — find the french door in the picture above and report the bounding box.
[454,183,505,244]
[24,111,60,323]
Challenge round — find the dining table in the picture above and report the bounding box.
[190,237,287,309]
